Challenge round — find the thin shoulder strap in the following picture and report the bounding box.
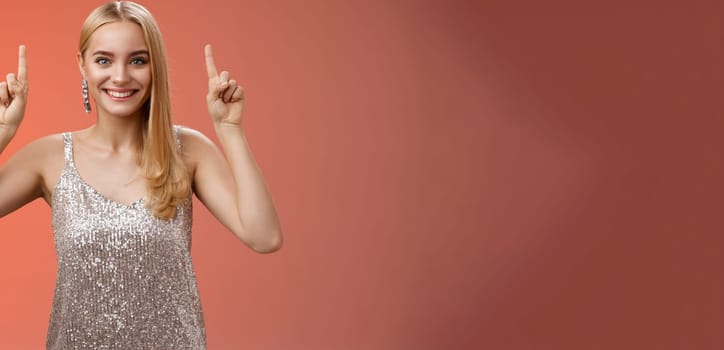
[62,132,74,164]
[173,125,182,151]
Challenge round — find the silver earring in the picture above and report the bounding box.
[81,79,91,113]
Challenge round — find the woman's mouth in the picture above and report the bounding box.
[104,89,138,100]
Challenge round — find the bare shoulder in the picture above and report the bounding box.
[176,126,223,178]
[177,125,216,147]
[176,125,219,159]
[0,133,66,206]
[28,134,66,194]
[7,133,64,168]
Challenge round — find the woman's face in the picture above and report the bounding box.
[79,21,151,118]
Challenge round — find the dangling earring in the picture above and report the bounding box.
[81,79,91,113]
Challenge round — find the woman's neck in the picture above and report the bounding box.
[85,112,145,153]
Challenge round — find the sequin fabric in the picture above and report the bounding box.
[47,129,206,349]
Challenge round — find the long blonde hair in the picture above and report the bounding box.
[79,1,190,219]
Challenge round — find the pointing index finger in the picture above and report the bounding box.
[205,44,217,79]
[17,45,27,82]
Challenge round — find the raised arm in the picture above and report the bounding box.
[0,45,28,152]
[188,44,282,253]
[0,45,45,218]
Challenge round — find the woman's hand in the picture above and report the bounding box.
[205,44,244,127]
[0,45,28,133]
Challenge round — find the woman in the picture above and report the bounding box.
[0,1,282,348]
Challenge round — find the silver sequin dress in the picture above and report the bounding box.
[47,130,207,349]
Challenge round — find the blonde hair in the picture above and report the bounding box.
[79,1,190,219]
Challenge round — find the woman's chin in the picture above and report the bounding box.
[97,106,145,119]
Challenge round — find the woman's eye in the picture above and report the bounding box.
[130,58,148,65]
[96,58,110,65]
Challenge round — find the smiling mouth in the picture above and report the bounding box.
[104,89,138,98]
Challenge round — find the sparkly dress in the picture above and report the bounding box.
[46,130,206,349]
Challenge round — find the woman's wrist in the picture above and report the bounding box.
[213,121,245,137]
[0,124,18,153]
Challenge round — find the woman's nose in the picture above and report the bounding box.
[111,64,130,84]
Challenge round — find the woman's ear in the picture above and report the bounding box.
[76,51,85,77]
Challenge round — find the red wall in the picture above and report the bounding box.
[0,0,720,349]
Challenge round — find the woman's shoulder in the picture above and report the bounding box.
[175,125,218,151]
[15,132,65,159]
[175,124,206,139]
[3,133,66,181]
[174,125,222,172]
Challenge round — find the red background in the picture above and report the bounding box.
[0,0,720,349]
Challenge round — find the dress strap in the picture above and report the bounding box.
[62,132,74,164]
[173,125,182,151]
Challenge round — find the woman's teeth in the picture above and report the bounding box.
[106,90,134,98]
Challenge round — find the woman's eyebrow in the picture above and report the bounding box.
[91,50,149,56]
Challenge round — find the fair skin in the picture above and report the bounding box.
[0,21,282,253]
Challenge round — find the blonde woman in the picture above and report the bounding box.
[0,1,282,348]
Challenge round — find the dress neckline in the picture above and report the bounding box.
[63,132,146,209]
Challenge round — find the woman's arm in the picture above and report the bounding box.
[0,45,28,154]
[0,45,44,218]
[0,138,52,218]
[188,44,282,253]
